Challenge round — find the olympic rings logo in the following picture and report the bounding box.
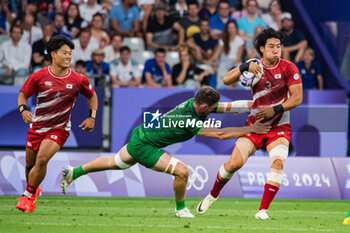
[186,165,209,191]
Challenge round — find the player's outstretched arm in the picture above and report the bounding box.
[199,119,270,140]
[79,92,98,132]
[215,100,253,114]
[17,92,33,124]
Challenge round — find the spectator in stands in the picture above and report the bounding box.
[187,19,218,63]
[231,0,248,20]
[0,25,31,83]
[110,46,141,87]
[72,28,99,64]
[110,0,141,37]
[143,48,172,88]
[79,0,103,23]
[169,0,188,20]
[53,12,72,39]
[173,0,201,41]
[296,47,323,89]
[31,22,54,72]
[199,0,218,20]
[210,20,244,69]
[237,0,266,41]
[172,46,211,89]
[104,34,123,62]
[138,0,154,33]
[261,0,282,31]
[90,13,110,48]
[245,25,263,59]
[210,0,234,39]
[146,3,183,51]
[280,12,307,63]
[20,13,43,45]
[0,1,10,35]
[86,48,110,86]
[65,3,87,39]
[75,60,87,75]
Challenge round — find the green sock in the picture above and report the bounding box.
[346,211,350,218]
[73,166,86,180]
[175,200,186,210]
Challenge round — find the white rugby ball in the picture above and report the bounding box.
[239,60,263,87]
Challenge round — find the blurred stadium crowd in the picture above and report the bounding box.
[0,0,324,90]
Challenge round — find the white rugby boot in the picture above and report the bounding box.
[196,194,218,214]
[255,209,270,219]
[61,165,74,194]
[175,207,195,218]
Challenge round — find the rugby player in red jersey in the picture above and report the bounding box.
[197,28,303,219]
[16,35,98,213]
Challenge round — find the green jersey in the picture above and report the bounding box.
[136,98,206,148]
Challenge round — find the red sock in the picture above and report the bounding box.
[259,183,279,210]
[25,183,38,195]
[210,173,230,198]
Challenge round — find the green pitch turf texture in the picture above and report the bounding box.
[0,196,349,233]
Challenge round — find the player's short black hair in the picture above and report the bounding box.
[155,48,166,55]
[120,46,131,53]
[75,60,86,68]
[254,28,284,57]
[46,35,74,61]
[195,86,220,106]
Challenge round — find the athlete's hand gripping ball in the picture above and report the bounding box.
[239,59,263,87]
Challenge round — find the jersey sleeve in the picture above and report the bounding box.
[79,74,95,98]
[20,73,38,97]
[286,62,302,87]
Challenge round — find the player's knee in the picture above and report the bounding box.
[271,158,284,170]
[226,157,243,172]
[35,157,50,168]
[175,163,189,181]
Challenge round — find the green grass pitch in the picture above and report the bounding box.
[1,196,349,233]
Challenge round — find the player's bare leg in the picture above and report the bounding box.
[17,140,59,212]
[255,137,289,220]
[152,153,194,218]
[61,145,136,194]
[25,148,37,181]
[197,138,257,214]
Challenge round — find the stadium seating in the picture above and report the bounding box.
[123,37,145,53]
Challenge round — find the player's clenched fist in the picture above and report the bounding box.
[79,117,95,132]
[21,110,33,124]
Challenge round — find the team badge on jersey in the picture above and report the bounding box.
[294,73,300,80]
[66,84,73,89]
[275,74,281,79]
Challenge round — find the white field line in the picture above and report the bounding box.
[21,222,337,232]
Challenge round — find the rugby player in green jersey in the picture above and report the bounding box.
[61,86,270,217]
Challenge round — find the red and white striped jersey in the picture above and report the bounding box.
[248,59,302,128]
[20,67,95,133]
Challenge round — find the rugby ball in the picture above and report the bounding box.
[239,60,263,87]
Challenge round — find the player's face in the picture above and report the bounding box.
[52,45,72,68]
[261,38,281,61]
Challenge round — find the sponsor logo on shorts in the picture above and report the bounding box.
[27,142,32,147]
[51,135,58,140]
[66,84,73,89]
